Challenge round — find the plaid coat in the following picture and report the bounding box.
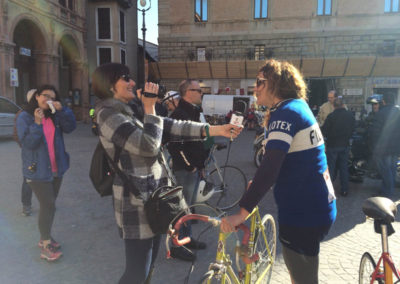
[96,98,206,239]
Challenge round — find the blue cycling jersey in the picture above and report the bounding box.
[266,99,337,227]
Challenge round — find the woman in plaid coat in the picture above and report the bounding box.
[92,63,241,284]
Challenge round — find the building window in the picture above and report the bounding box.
[382,40,396,56]
[385,0,400,12]
[195,0,207,22]
[97,8,112,40]
[121,49,126,65]
[59,0,74,11]
[120,11,126,43]
[197,47,206,61]
[97,47,112,66]
[255,45,265,60]
[254,0,268,19]
[317,0,332,15]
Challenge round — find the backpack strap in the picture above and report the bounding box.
[99,121,141,198]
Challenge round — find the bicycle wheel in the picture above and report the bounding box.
[251,214,277,284]
[254,145,264,168]
[199,270,232,284]
[206,165,247,211]
[359,252,383,284]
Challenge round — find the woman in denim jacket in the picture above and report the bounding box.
[16,85,76,261]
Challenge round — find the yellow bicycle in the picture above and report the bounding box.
[167,206,276,283]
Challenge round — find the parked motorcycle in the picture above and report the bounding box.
[348,122,400,185]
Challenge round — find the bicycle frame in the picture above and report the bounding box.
[370,253,400,283]
[369,224,400,284]
[207,207,274,284]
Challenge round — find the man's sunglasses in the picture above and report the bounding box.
[120,74,132,82]
[189,88,202,94]
[256,78,267,87]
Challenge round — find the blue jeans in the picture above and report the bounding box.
[374,154,397,198]
[174,169,200,239]
[119,235,161,284]
[326,147,350,194]
[21,177,32,207]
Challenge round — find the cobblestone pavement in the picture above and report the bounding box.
[1,123,400,284]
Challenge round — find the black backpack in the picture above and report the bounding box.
[89,142,119,197]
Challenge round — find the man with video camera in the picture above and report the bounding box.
[167,79,208,261]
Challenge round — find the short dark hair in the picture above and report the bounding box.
[333,97,344,108]
[178,79,197,97]
[383,93,395,105]
[25,85,60,117]
[92,63,130,100]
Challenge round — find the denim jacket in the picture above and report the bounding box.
[16,107,76,181]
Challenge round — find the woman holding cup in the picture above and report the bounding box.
[16,85,76,261]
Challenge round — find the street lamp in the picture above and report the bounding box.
[138,0,151,88]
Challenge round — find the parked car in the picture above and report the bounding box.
[0,96,21,138]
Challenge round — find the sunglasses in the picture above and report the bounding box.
[189,88,202,94]
[120,74,132,82]
[256,78,267,87]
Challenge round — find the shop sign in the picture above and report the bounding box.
[342,88,363,96]
[19,47,31,56]
[10,68,18,87]
[372,78,400,86]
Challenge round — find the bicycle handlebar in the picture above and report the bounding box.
[166,214,259,264]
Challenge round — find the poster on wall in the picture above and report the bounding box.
[10,68,19,87]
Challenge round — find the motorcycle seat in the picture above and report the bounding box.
[362,197,397,223]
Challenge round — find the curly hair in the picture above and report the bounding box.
[258,59,308,101]
[258,59,308,128]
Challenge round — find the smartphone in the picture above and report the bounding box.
[230,111,244,127]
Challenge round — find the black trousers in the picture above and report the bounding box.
[28,177,62,240]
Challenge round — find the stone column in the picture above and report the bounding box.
[34,52,59,88]
[71,60,89,121]
[0,41,16,101]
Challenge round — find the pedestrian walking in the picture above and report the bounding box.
[16,85,76,261]
[322,97,355,197]
[221,59,337,284]
[369,93,400,198]
[91,63,241,284]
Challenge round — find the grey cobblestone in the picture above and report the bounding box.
[1,124,400,283]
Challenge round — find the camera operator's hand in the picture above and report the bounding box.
[34,108,44,125]
[53,101,62,111]
[208,124,243,139]
[140,82,159,115]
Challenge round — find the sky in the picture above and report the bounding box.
[137,0,158,45]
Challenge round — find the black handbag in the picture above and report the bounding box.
[144,185,189,235]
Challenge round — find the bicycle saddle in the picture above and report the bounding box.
[215,143,227,151]
[362,197,397,223]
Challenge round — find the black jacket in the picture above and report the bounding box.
[322,108,355,148]
[167,99,208,171]
[369,104,400,155]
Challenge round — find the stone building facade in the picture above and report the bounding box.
[0,0,137,121]
[156,0,400,115]
[0,0,88,119]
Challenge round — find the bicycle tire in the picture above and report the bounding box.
[251,214,277,284]
[206,165,247,211]
[359,252,383,284]
[199,270,232,284]
[254,145,264,168]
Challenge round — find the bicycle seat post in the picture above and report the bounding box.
[381,224,394,283]
[381,224,389,254]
